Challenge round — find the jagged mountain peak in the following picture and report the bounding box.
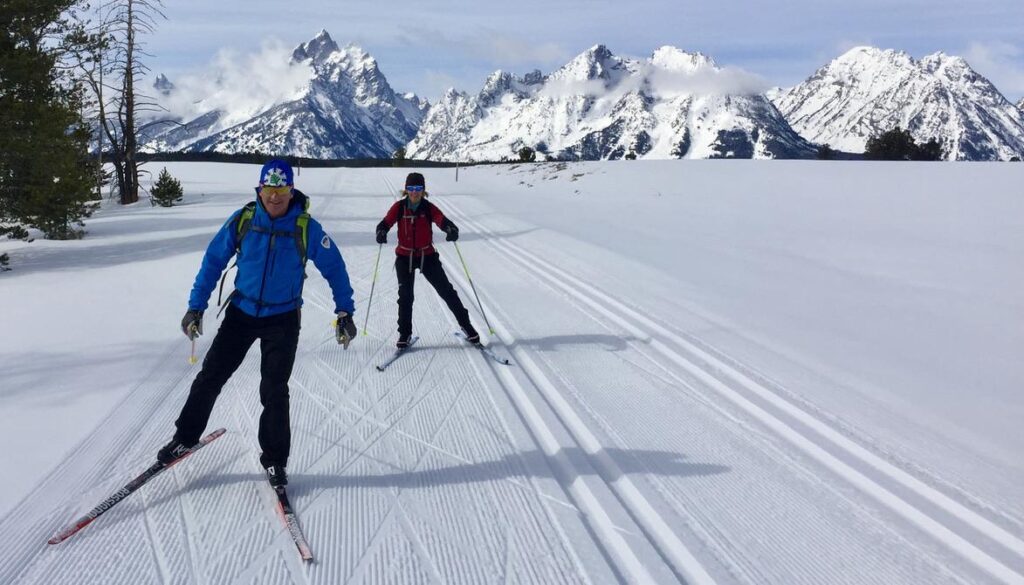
[153,73,174,95]
[408,45,814,162]
[650,46,718,72]
[143,31,425,159]
[835,45,913,65]
[1016,97,1024,110]
[291,29,340,64]
[771,47,1024,160]
[551,44,636,83]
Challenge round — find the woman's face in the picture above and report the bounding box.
[406,185,424,204]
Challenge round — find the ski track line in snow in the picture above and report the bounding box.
[446,204,1024,585]
[438,234,718,582]
[375,178,671,583]
[325,190,596,582]
[302,367,582,515]
[0,338,205,585]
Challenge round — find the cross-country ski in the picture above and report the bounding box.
[270,482,314,562]
[376,335,420,370]
[454,331,512,365]
[48,428,226,545]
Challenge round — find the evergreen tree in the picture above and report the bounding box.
[864,126,945,161]
[392,146,406,167]
[817,143,835,160]
[150,166,182,206]
[518,146,536,162]
[1,0,98,240]
[912,137,944,161]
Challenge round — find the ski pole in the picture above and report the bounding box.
[362,243,383,335]
[453,241,495,335]
[188,323,199,364]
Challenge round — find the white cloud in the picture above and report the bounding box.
[538,59,770,102]
[644,64,770,97]
[153,39,313,126]
[964,41,1024,100]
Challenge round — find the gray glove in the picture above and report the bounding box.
[182,309,203,339]
[336,311,357,349]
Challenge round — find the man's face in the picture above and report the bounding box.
[259,185,293,218]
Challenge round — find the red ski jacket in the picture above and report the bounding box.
[380,198,448,257]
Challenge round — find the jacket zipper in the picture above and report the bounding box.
[256,219,276,316]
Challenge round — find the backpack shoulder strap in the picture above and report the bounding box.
[235,201,258,252]
[294,213,310,266]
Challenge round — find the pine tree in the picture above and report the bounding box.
[150,166,182,206]
[1,0,98,240]
[864,127,945,161]
[518,146,536,162]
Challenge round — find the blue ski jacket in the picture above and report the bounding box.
[188,190,355,318]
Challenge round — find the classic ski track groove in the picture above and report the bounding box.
[445,201,1024,585]
[305,217,590,583]
[437,211,717,583]
[373,180,680,582]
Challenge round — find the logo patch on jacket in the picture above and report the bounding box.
[321,235,331,249]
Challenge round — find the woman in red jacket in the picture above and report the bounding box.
[375,172,479,348]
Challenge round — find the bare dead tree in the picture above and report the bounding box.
[68,0,166,205]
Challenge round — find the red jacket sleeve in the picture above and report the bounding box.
[429,202,446,228]
[382,201,401,228]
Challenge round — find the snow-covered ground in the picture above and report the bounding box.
[1,160,1022,584]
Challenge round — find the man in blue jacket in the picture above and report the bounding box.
[157,159,357,488]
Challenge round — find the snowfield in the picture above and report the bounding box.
[0,160,1022,584]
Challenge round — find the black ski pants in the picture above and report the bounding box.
[396,252,471,337]
[173,303,300,468]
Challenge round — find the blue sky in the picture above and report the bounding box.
[146,0,1024,102]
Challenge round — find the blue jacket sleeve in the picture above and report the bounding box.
[188,212,240,312]
[308,219,355,315]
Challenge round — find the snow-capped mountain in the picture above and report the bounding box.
[143,31,428,159]
[1017,97,1024,111]
[770,46,1024,160]
[152,74,174,96]
[408,45,815,161]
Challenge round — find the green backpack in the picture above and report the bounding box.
[216,199,312,313]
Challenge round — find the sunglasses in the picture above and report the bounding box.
[405,185,424,192]
[260,185,293,197]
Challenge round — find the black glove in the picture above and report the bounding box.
[375,221,388,244]
[442,219,459,242]
[181,309,203,339]
[336,311,357,349]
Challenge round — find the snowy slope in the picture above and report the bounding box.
[143,31,427,158]
[1,161,1023,584]
[770,46,1024,160]
[408,45,815,161]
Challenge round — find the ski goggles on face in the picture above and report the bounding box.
[260,185,293,198]
[405,185,424,192]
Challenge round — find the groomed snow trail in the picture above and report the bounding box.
[1,163,1022,585]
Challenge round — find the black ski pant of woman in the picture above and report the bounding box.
[396,252,472,337]
[172,303,300,468]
